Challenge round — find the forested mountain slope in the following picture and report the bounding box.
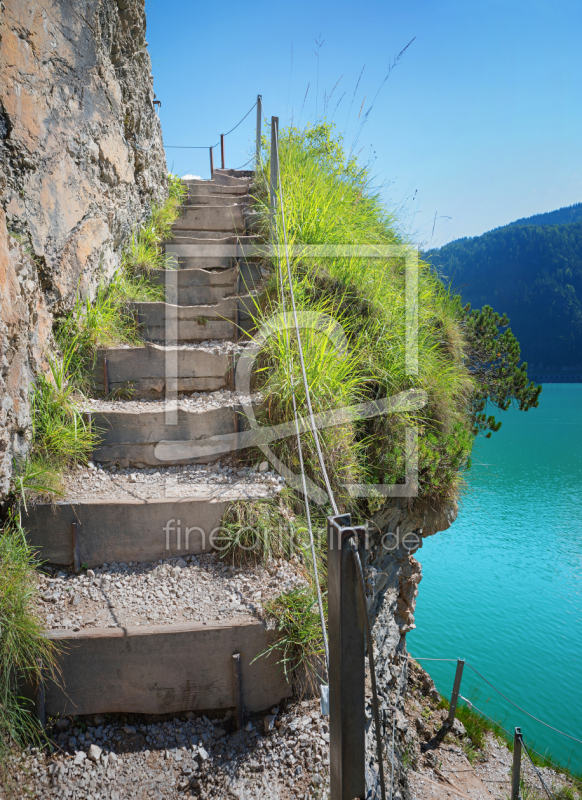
[424,217,582,376]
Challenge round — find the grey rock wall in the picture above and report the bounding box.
[364,500,457,799]
[0,0,167,496]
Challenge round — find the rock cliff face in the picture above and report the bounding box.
[365,500,457,799]
[0,0,167,496]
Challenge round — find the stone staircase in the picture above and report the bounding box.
[22,170,292,720]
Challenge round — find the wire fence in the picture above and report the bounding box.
[412,655,581,799]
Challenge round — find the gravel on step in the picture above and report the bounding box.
[83,389,261,414]
[58,461,285,502]
[11,698,330,799]
[112,339,249,354]
[141,338,250,353]
[36,553,308,632]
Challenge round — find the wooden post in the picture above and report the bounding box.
[512,727,522,800]
[209,146,214,176]
[328,513,366,800]
[446,658,465,726]
[255,94,262,169]
[72,522,80,574]
[269,116,279,242]
[220,134,225,169]
[232,652,244,729]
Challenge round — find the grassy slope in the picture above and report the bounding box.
[253,123,474,513]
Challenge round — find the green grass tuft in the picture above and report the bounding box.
[251,122,475,513]
[0,512,60,762]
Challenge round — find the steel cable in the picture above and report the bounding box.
[522,740,557,800]
[166,99,258,149]
[273,133,340,515]
[271,132,329,674]
[273,125,386,799]
[465,663,582,746]
[460,696,582,790]
[412,657,582,748]
[270,185,329,674]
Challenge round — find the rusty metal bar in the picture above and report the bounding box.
[35,659,45,728]
[446,658,465,726]
[102,357,109,396]
[84,411,93,462]
[269,116,279,240]
[255,95,262,168]
[232,652,244,729]
[512,727,522,800]
[72,521,80,574]
[235,261,241,342]
[220,134,225,169]
[209,146,214,176]
[328,513,366,800]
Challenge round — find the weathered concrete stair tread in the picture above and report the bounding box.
[212,168,254,179]
[94,343,234,397]
[41,620,290,716]
[187,183,250,199]
[23,486,276,566]
[185,193,250,206]
[132,296,256,342]
[92,401,246,466]
[173,204,246,233]
[150,266,248,306]
[185,174,251,187]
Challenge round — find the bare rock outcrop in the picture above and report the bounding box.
[364,499,458,799]
[0,0,167,495]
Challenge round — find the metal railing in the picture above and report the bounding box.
[413,656,581,799]
[165,95,262,175]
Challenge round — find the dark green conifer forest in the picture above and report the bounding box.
[424,205,582,376]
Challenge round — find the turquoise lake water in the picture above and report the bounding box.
[408,383,582,772]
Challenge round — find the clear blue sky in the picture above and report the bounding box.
[145,0,582,247]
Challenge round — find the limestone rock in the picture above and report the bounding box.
[87,744,102,762]
[0,0,167,498]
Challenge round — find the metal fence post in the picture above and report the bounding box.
[512,727,522,800]
[255,94,262,168]
[232,652,244,730]
[72,522,80,574]
[446,658,465,726]
[269,116,279,241]
[328,513,367,800]
[209,146,214,176]
[220,134,225,169]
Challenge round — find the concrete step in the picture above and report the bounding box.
[186,183,249,201]
[37,619,290,717]
[94,342,236,398]
[172,203,246,233]
[185,192,250,206]
[184,174,251,188]
[91,401,242,467]
[212,168,254,179]
[22,470,277,566]
[23,495,228,566]
[131,296,256,343]
[150,266,262,305]
[164,237,261,270]
[152,266,238,305]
